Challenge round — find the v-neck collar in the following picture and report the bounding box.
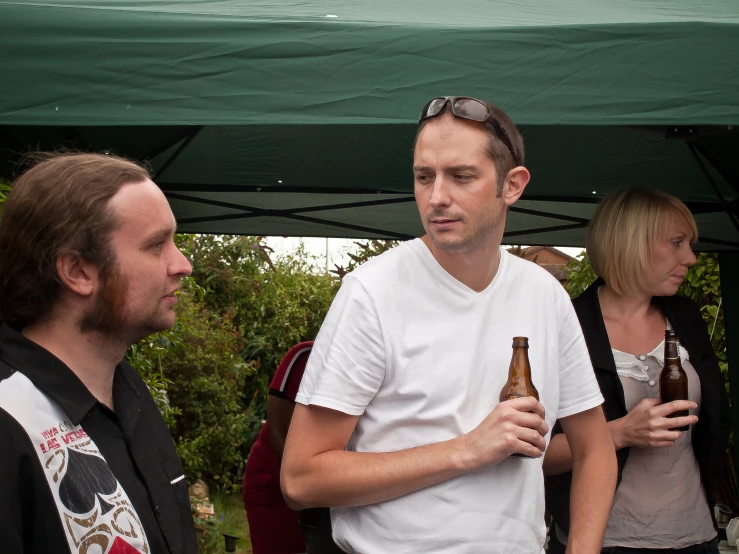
[414,238,508,297]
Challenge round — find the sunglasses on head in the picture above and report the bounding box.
[418,96,521,167]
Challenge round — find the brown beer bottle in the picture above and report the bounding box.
[499,337,540,458]
[659,330,689,431]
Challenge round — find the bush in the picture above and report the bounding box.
[0,181,10,215]
[127,236,340,491]
[127,278,254,492]
[165,296,253,491]
[177,235,338,451]
[330,239,399,279]
[562,252,597,300]
[676,253,726,381]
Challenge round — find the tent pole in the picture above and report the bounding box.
[153,126,203,181]
[694,143,739,197]
[700,237,739,249]
[687,143,739,235]
[62,127,90,150]
[503,222,587,238]
[145,127,205,161]
[719,252,739,490]
[177,210,416,240]
[509,206,589,225]
[691,140,739,486]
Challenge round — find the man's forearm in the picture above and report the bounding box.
[281,438,471,510]
[567,434,617,553]
[544,419,626,476]
[283,397,548,510]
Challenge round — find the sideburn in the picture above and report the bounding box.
[78,263,128,335]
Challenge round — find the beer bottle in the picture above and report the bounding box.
[659,330,689,431]
[499,337,539,458]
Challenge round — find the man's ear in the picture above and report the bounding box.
[56,251,97,297]
[502,166,531,206]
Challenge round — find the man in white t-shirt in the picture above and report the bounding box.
[281,97,617,553]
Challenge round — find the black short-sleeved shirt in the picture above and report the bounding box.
[0,324,198,554]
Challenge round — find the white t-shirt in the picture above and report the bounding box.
[296,239,603,554]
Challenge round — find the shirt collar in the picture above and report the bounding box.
[0,324,106,425]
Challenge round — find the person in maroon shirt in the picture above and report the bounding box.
[243,342,342,554]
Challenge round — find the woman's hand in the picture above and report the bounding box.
[610,398,698,449]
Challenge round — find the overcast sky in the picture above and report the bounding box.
[264,237,585,271]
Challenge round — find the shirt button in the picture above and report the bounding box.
[639,355,647,361]
[649,380,655,386]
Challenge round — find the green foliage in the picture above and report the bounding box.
[180,235,337,363]
[178,235,337,432]
[126,337,180,428]
[675,255,734,507]
[0,180,10,215]
[191,496,221,553]
[129,235,339,492]
[330,239,400,278]
[127,277,254,492]
[677,253,725,377]
[164,297,253,491]
[194,493,252,554]
[563,252,597,299]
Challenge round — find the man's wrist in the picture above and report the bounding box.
[448,436,477,473]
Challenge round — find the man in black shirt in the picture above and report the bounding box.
[0,153,198,553]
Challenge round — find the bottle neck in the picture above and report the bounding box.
[664,339,679,360]
[509,347,530,375]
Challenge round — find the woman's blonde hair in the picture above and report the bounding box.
[587,187,698,296]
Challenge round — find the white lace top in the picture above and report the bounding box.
[612,334,689,382]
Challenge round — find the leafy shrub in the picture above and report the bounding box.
[0,181,10,214]
[127,278,254,491]
[330,239,399,278]
[128,236,339,491]
[177,235,338,451]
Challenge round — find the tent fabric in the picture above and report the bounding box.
[3,0,739,126]
[1,0,738,248]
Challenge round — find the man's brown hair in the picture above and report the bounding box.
[0,152,150,328]
[415,99,525,195]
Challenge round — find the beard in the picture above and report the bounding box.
[79,264,128,336]
[425,203,505,252]
[78,264,173,345]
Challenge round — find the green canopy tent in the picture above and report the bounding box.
[2,0,739,468]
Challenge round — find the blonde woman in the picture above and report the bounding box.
[545,187,730,554]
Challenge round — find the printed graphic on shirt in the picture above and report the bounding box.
[0,372,150,554]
